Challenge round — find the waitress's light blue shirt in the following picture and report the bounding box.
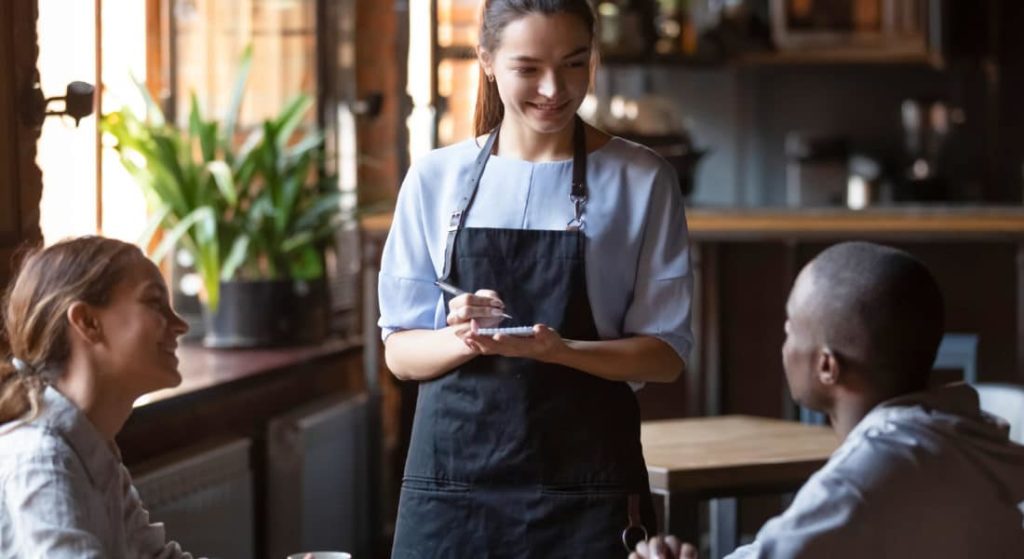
[378,136,694,367]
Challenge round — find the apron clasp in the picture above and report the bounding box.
[567,193,587,231]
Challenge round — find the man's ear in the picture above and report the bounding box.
[67,302,103,344]
[817,347,840,386]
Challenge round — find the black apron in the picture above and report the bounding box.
[392,118,656,558]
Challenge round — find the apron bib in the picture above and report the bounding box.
[392,118,655,558]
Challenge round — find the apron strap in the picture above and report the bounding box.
[567,116,588,231]
[441,129,499,281]
[440,116,588,280]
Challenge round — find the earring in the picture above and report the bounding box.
[486,74,495,83]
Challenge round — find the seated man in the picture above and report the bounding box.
[633,241,1024,559]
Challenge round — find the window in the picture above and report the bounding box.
[407,0,481,156]
[36,0,360,320]
[37,0,148,245]
[36,0,323,245]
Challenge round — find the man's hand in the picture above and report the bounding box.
[629,535,698,559]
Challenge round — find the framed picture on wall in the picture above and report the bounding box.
[770,0,929,53]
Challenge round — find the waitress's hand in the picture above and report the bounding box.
[467,323,567,361]
[446,289,506,351]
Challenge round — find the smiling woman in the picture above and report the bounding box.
[0,236,192,557]
[380,1,694,556]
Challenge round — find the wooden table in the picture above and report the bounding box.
[642,415,839,557]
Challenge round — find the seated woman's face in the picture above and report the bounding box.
[91,255,189,397]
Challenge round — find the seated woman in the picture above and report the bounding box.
[0,236,192,558]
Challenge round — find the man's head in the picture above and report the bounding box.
[783,242,945,412]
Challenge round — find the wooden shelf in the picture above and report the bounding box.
[736,49,940,67]
[436,44,937,69]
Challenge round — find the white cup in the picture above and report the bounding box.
[286,553,352,559]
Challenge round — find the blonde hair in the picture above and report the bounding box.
[1,236,141,424]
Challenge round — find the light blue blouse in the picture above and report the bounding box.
[378,136,694,365]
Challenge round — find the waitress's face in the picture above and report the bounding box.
[480,12,592,136]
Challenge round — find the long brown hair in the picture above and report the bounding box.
[0,236,141,424]
[473,0,598,136]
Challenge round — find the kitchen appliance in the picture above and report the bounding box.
[897,97,961,201]
[785,133,849,206]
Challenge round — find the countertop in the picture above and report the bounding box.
[361,205,1024,241]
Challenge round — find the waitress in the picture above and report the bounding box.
[379,0,693,556]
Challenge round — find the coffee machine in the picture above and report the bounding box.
[897,98,964,202]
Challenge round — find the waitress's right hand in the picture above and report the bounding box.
[447,289,506,348]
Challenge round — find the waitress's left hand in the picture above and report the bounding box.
[466,323,566,361]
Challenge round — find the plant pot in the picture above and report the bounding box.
[202,278,329,348]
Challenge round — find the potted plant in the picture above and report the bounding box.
[101,47,343,347]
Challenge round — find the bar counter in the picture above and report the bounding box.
[361,205,1024,240]
[685,206,1024,239]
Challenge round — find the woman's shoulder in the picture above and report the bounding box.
[0,418,75,467]
[409,138,482,177]
[596,134,675,174]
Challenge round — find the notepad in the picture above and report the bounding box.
[476,326,536,337]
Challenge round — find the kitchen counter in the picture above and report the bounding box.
[685,206,1024,240]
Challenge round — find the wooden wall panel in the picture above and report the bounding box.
[0,0,42,287]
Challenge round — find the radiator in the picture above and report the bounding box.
[132,438,254,559]
[267,393,372,559]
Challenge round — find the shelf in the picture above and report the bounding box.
[736,49,941,68]
[435,44,938,69]
[601,49,939,69]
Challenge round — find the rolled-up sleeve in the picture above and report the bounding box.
[378,168,443,341]
[621,164,694,363]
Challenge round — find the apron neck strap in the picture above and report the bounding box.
[567,116,587,231]
[440,116,587,281]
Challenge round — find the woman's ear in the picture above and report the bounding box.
[67,302,103,344]
[477,46,494,81]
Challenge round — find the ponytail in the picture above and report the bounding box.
[0,358,45,424]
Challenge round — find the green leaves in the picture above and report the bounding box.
[100,47,342,310]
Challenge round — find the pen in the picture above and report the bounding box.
[434,280,513,320]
